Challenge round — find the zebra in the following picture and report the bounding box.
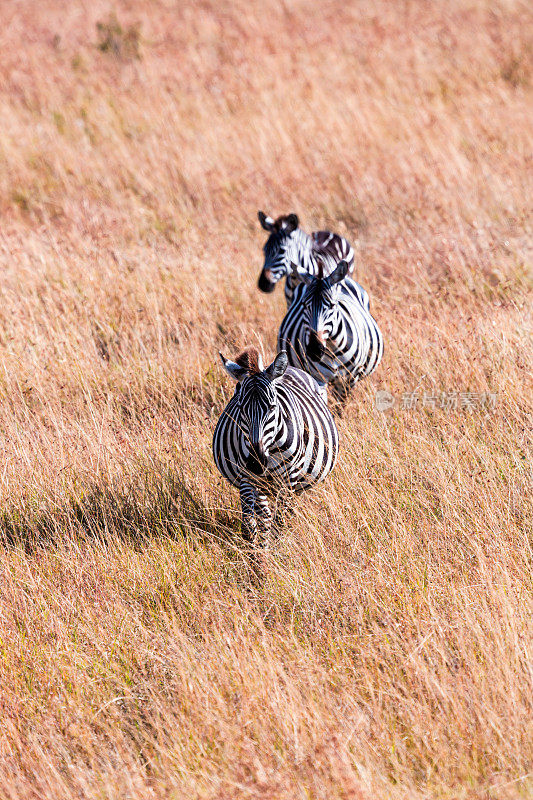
[277,259,384,401]
[212,346,339,547]
[257,211,355,306]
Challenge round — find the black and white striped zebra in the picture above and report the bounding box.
[278,260,384,401]
[257,211,355,306]
[212,346,338,546]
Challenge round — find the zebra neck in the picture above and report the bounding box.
[291,229,313,271]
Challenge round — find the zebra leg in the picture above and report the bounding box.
[272,487,292,538]
[331,376,354,404]
[255,491,273,550]
[239,480,258,544]
[239,480,272,549]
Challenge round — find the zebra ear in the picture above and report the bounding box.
[328,259,350,285]
[299,269,314,286]
[291,261,314,286]
[284,213,299,233]
[219,353,247,382]
[258,211,275,231]
[265,350,288,381]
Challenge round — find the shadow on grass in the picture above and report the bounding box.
[0,471,241,556]
[0,469,291,591]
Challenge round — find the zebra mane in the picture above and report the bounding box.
[316,258,324,280]
[234,347,262,375]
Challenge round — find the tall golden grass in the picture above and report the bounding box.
[0,0,531,797]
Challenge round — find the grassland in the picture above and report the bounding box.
[0,0,531,797]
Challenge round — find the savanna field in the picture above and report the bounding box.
[0,1,532,798]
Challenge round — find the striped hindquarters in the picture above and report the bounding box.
[285,230,355,305]
[312,231,355,275]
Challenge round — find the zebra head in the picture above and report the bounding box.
[257,211,300,293]
[219,347,289,475]
[297,259,350,361]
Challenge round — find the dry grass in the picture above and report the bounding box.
[0,0,532,797]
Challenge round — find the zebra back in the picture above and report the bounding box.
[285,230,355,306]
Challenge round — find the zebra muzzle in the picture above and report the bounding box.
[245,443,268,475]
[258,269,276,293]
[307,330,326,360]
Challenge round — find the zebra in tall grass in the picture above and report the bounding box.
[278,260,384,401]
[213,347,338,546]
[257,211,355,306]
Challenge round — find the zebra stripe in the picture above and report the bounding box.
[277,261,384,400]
[257,212,354,306]
[213,349,339,546]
